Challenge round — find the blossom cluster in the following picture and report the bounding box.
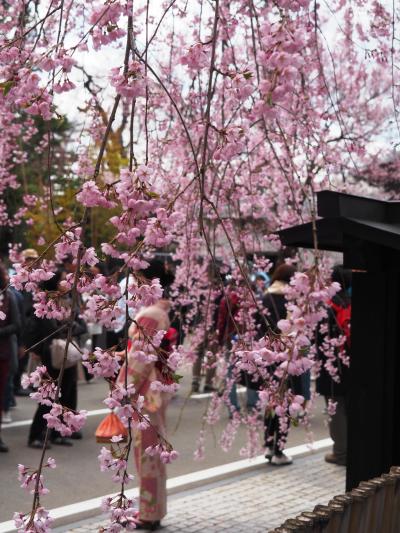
[17,458,56,496]
[2,0,398,529]
[100,494,138,532]
[43,404,87,438]
[145,443,179,464]
[98,438,134,485]
[22,366,57,407]
[82,348,122,379]
[110,61,147,99]
[14,508,53,533]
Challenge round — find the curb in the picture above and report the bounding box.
[0,438,333,532]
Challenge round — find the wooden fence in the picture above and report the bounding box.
[269,466,400,532]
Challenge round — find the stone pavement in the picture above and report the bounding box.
[58,450,345,532]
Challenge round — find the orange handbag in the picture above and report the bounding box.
[95,412,128,443]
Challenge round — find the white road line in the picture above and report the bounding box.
[2,388,235,428]
[0,437,333,532]
[1,409,110,430]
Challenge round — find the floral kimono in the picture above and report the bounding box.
[117,300,170,522]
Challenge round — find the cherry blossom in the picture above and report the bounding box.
[2,0,399,528]
[100,494,138,532]
[82,348,122,379]
[14,507,53,533]
[98,446,134,485]
[43,404,88,438]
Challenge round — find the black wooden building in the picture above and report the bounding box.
[279,190,400,490]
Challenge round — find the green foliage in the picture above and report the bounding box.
[4,115,77,252]
[2,104,132,259]
[0,80,13,95]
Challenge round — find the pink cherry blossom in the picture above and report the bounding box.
[2,0,397,526]
[82,348,122,379]
[14,507,53,533]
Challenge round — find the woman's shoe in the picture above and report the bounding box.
[325,453,346,466]
[135,520,161,530]
[2,411,12,424]
[15,388,30,397]
[270,453,293,466]
[264,447,274,460]
[52,437,73,446]
[0,438,9,452]
[28,440,52,450]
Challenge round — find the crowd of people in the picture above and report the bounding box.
[0,250,87,452]
[0,250,109,449]
[0,249,352,530]
[190,261,352,468]
[0,252,178,529]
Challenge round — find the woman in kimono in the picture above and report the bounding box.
[117,262,175,531]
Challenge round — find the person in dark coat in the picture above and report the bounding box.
[13,248,40,397]
[0,263,21,452]
[2,285,22,422]
[316,265,352,466]
[27,270,86,448]
[260,263,309,466]
[191,291,222,394]
[191,263,226,394]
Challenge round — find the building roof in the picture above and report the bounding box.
[278,191,400,253]
[278,191,400,270]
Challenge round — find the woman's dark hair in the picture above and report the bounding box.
[0,263,8,290]
[332,265,352,291]
[142,259,174,288]
[40,269,64,292]
[62,254,74,266]
[271,263,296,284]
[95,261,107,275]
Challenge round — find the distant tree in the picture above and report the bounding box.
[0,115,76,255]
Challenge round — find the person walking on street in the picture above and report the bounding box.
[2,280,24,422]
[191,263,222,394]
[14,248,40,397]
[261,263,308,466]
[191,297,221,394]
[0,263,21,452]
[316,265,351,466]
[27,269,86,448]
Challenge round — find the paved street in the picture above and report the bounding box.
[0,369,329,523]
[58,450,345,532]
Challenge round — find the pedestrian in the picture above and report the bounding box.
[1,276,23,422]
[82,263,108,382]
[191,263,223,394]
[191,323,220,394]
[316,265,351,466]
[253,271,270,302]
[261,263,304,466]
[215,279,242,413]
[2,264,25,421]
[2,307,20,423]
[14,248,40,398]
[117,261,174,531]
[57,269,87,438]
[0,263,21,452]
[27,269,86,448]
[106,269,134,350]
